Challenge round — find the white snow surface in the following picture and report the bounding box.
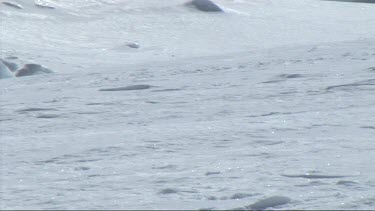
[1,0,375,209]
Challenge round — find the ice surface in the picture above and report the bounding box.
[1,0,375,210]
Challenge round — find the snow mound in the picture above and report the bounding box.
[186,0,223,12]
[0,60,14,79]
[14,64,53,77]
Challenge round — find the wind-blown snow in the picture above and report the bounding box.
[1,0,375,210]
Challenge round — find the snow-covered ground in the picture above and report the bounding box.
[1,0,375,209]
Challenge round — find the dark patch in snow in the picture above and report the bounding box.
[262,80,282,84]
[260,112,281,117]
[2,2,23,9]
[87,146,124,154]
[326,79,375,91]
[262,74,304,84]
[74,166,91,171]
[86,103,103,105]
[158,188,179,194]
[248,111,306,118]
[36,114,60,119]
[75,159,101,163]
[323,0,375,4]
[220,196,229,200]
[186,0,223,12]
[152,88,182,92]
[199,208,215,211]
[145,101,159,104]
[245,196,291,210]
[206,196,218,200]
[38,154,81,165]
[282,174,349,179]
[38,147,123,166]
[74,111,101,115]
[205,171,221,176]
[0,118,13,122]
[99,85,153,91]
[230,193,256,200]
[86,102,117,106]
[15,64,53,77]
[336,180,358,186]
[278,74,304,79]
[17,108,58,113]
[254,140,284,146]
[87,174,104,178]
[295,180,329,187]
[153,165,178,170]
[5,56,18,60]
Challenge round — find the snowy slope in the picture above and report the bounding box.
[1,0,375,209]
[1,0,375,69]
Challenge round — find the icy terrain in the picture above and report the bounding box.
[1,0,375,209]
